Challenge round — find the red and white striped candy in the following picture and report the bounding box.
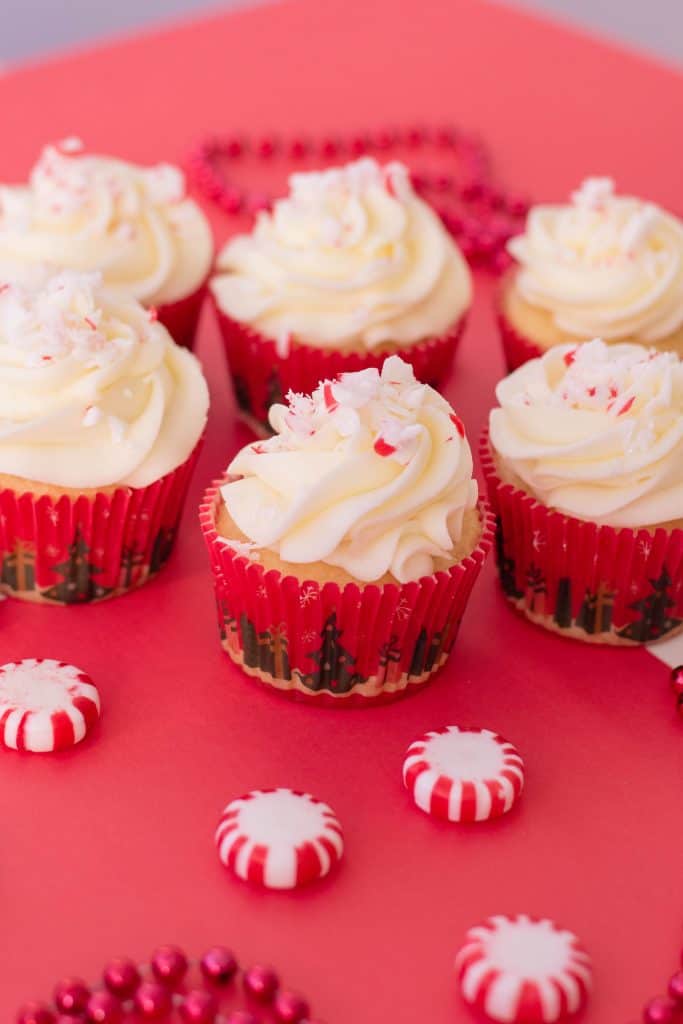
[0,659,100,753]
[215,789,344,890]
[455,914,592,1023]
[403,726,524,822]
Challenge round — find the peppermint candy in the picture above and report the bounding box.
[455,914,592,1023]
[403,726,524,822]
[0,659,100,753]
[215,789,344,890]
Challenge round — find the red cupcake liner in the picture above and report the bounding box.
[494,273,546,372]
[497,308,545,373]
[199,478,494,706]
[212,296,466,433]
[480,431,683,645]
[0,443,202,605]
[156,282,207,351]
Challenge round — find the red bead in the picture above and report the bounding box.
[54,979,90,1015]
[256,137,277,158]
[435,173,453,192]
[134,982,173,1018]
[410,171,428,193]
[372,129,395,150]
[179,990,218,1024]
[435,126,458,147]
[85,992,122,1024]
[103,958,141,998]
[225,137,244,158]
[287,138,309,159]
[669,972,683,1002]
[671,665,683,695]
[243,965,279,1003]
[473,230,497,256]
[200,946,239,985]
[16,1004,55,1024]
[220,187,244,215]
[320,137,340,158]
[507,195,530,218]
[150,945,188,986]
[274,991,310,1023]
[406,126,425,147]
[460,178,483,201]
[226,1014,261,1024]
[644,997,678,1023]
[349,135,369,156]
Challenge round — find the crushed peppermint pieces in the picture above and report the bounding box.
[265,356,469,464]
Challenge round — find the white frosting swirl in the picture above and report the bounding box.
[489,339,683,528]
[0,139,213,306]
[221,356,478,582]
[508,178,683,342]
[212,157,471,351]
[0,269,209,489]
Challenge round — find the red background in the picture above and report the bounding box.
[1,2,683,1022]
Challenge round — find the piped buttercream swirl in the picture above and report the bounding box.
[212,157,471,351]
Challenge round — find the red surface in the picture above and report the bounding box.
[1,2,683,1022]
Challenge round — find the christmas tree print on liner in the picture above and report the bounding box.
[618,568,682,643]
[296,613,365,694]
[42,528,114,604]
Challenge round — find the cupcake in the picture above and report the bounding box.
[499,177,683,370]
[482,339,683,644]
[0,269,209,604]
[0,138,214,349]
[200,355,493,705]
[210,157,472,433]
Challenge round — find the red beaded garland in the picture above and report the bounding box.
[186,124,528,273]
[134,981,173,1018]
[16,1004,56,1024]
[54,980,90,1016]
[179,990,218,1024]
[19,948,317,1024]
[102,958,141,999]
[150,946,189,986]
[200,947,239,986]
[243,965,279,1003]
[273,990,311,1023]
[85,992,122,1024]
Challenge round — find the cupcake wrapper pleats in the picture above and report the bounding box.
[213,298,466,433]
[157,282,207,351]
[480,432,683,645]
[0,443,202,605]
[200,478,493,706]
[496,308,545,373]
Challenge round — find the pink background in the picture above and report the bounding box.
[1,1,683,1021]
